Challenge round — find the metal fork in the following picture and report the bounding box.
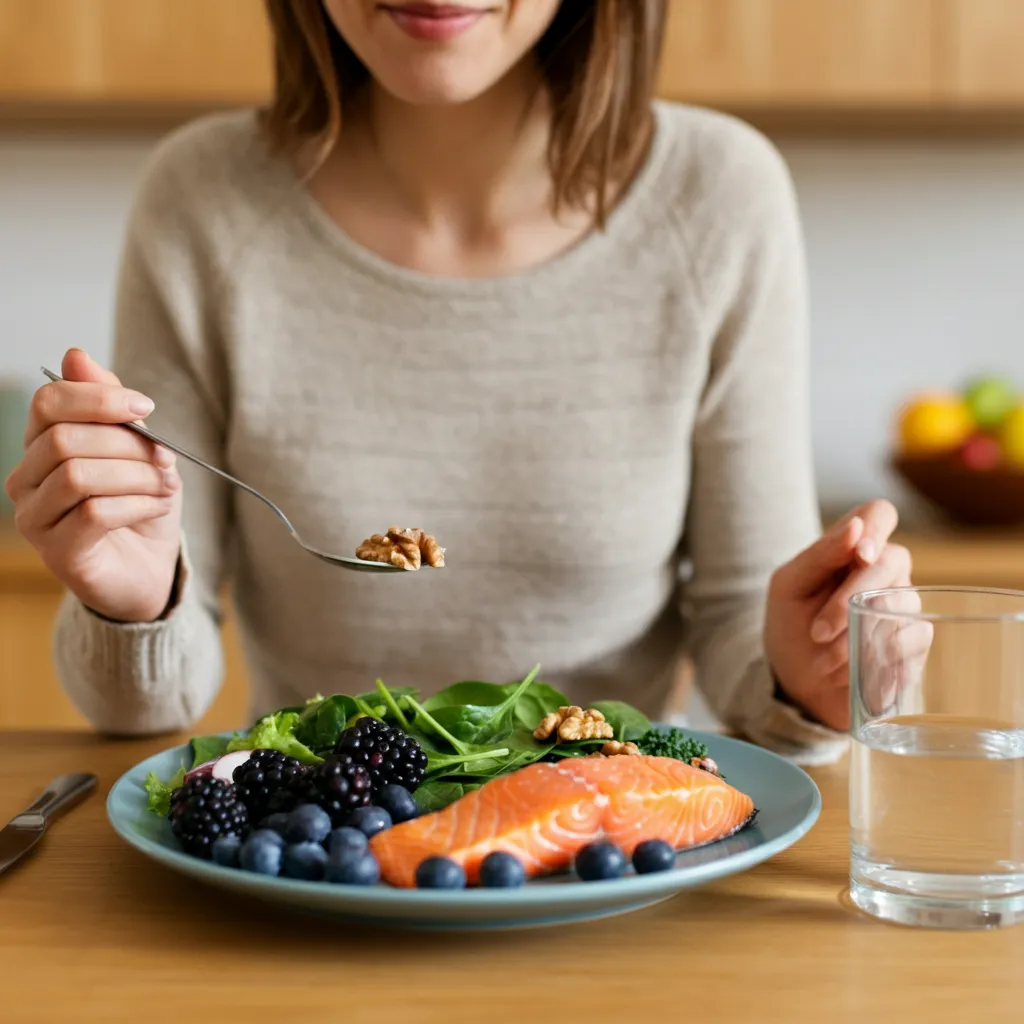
[41,367,401,574]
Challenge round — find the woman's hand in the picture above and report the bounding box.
[763,499,924,731]
[4,348,183,622]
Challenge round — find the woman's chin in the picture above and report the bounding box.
[371,64,504,107]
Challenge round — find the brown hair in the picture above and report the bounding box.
[260,1,668,224]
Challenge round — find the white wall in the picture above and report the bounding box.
[3,129,1024,509]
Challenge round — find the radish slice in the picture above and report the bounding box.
[211,750,253,782]
[185,760,217,781]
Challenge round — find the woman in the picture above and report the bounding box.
[5,0,910,762]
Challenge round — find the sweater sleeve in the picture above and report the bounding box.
[52,138,234,736]
[678,121,848,766]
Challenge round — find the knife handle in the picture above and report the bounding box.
[14,773,97,826]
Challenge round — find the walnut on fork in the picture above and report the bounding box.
[355,527,446,571]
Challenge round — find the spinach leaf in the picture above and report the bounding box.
[412,780,481,814]
[226,711,322,764]
[590,701,652,742]
[508,681,569,731]
[295,695,360,752]
[418,666,542,748]
[424,748,510,778]
[189,734,230,769]
[422,681,508,712]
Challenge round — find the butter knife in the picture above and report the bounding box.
[0,773,97,876]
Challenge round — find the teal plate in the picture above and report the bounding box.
[107,731,821,931]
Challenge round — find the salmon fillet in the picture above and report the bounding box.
[369,762,607,888]
[370,754,756,887]
[564,754,756,857]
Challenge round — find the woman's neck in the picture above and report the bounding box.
[304,59,599,276]
[334,61,556,233]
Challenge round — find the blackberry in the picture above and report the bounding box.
[168,777,249,859]
[333,717,428,791]
[233,749,309,821]
[293,759,373,826]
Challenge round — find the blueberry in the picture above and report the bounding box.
[284,803,332,845]
[574,842,627,882]
[211,835,242,868]
[282,841,328,881]
[347,805,392,838]
[325,850,381,886]
[376,784,419,824]
[415,856,466,890]
[478,851,526,889]
[258,812,290,837]
[632,839,676,875]
[239,830,285,876]
[328,826,369,856]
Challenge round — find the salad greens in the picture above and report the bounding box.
[144,665,712,813]
[145,767,185,816]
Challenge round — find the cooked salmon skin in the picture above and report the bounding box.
[369,762,607,888]
[563,754,757,856]
[370,754,756,887]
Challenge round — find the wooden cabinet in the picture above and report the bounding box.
[936,0,1024,107]
[4,0,1024,120]
[0,0,272,106]
[657,0,936,108]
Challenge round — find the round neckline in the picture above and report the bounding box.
[269,102,675,300]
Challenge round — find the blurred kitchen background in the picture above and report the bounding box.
[3,0,1024,731]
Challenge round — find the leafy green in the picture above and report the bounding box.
[189,734,230,769]
[590,701,652,742]
[226,710,323,764]
[412,780,482,814]
[144,767,185,817]
[637,727,709,763]
[294,695,360,752]
[424,748,511,777]
[506,681,569,730]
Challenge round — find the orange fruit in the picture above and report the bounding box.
[898,394,974,456]
[999,405,1024,469]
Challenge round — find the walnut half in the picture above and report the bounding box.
[533,705,615,743]
[356,527,445,571]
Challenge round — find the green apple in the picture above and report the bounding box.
[963,376,1017,429]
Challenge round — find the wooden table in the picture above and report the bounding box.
[2,732,1021,1024]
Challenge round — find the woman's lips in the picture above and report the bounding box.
[381,4,489,42]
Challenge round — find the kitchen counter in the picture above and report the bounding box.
[1,730,1021,1023]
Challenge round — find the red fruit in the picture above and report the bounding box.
[958,434,1002,471]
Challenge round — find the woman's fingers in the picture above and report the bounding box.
[50,494,177,551]
[811,542,913,643]
[24,380,155,447]
[16,458,179,535]
[847,498,899,566]
[771,515,866,600]
[61,347,121,388]
[9,422,173,497]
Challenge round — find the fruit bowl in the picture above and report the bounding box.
[890,453,1024,526]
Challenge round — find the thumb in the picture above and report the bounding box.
[775,515,865,598]
[61,347,121,387]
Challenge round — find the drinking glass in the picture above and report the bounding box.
[849,586,1024,930]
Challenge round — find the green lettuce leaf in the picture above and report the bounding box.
[590,701,652,742]
[145,767,186,817]
[411,780,482,814]
[189,734,230,769]
[226,711,322,764]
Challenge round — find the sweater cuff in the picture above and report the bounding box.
[733,657,849,767]
[51,536,216,734]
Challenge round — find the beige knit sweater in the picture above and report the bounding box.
[52,102,848,765]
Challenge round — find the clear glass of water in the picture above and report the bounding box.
[849,586,1024,930]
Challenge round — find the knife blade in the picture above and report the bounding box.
[0,772,97,876]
